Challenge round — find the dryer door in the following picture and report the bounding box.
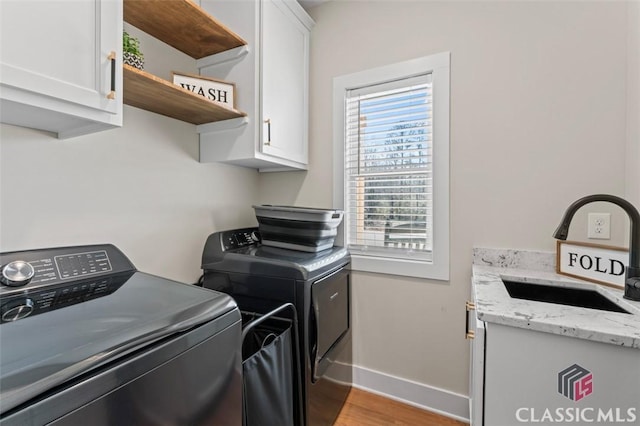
[310,268,349,380]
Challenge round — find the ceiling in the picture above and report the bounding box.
[298,0,329,12]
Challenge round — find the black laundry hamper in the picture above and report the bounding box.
[241,303,303,426]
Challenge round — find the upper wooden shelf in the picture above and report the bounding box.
[123,0,246,59]
[123,64,246,124]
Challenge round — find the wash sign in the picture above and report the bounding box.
[557,241,628,289]
[172,72,235,110]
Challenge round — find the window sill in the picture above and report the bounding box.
[350,253,449,281]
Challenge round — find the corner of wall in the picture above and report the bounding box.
[626,1,640,207]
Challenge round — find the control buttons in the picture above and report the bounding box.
[1,260,35,287]
[55,250,111,279]
[220,229,262,251]
[1,298,34,322]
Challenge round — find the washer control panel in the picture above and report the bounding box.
[0,244,135,293]
[0,244,136,322]
[220,228,261,251]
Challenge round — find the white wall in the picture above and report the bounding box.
[0,25,259,283]
[258,0,632,409]
[627,1,640,207]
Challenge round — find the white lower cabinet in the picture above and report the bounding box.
[470,320,640,425]
[0,0,122,138]
[468,310,485,425]
[197,0,313,171]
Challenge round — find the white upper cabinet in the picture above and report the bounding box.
[197,0,313,172]
[0,0,123,139]
[260,0,308,165]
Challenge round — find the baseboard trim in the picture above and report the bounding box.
[352,364,470,423]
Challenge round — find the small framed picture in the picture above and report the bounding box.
[172,71,236,110]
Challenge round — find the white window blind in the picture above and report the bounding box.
[345,73,433,261]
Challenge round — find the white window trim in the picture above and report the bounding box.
[333,52,450,281]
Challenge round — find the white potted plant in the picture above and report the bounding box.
[123,31,144,70]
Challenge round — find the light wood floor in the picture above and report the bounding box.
[333,388,469,426]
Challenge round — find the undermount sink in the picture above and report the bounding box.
[502,280,630,314]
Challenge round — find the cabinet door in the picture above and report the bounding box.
[469,314,485,425]
[0,0,121,136]
[260,0,309,165]
[483,323,640,425]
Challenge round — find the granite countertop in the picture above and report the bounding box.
[472,248,640,349]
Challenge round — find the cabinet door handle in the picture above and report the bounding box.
[264,119,271,146]
[465,301,476,339]
[107,51,116,100]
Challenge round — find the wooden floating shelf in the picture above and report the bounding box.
[123,0,246,59]
[122,64,246,125]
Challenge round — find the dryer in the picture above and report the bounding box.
[201,227,352,426]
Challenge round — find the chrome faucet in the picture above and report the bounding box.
[553,194,640,301]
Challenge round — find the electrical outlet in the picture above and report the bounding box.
[587,213,611,239]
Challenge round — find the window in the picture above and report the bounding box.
[333,53,450,280]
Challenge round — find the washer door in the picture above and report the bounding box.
[310,268,349,381]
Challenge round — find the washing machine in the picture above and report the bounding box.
[201,227,352,426]
[0,244,242,426]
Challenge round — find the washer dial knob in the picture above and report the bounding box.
[1,260,35,287]
[1,298,34,322]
